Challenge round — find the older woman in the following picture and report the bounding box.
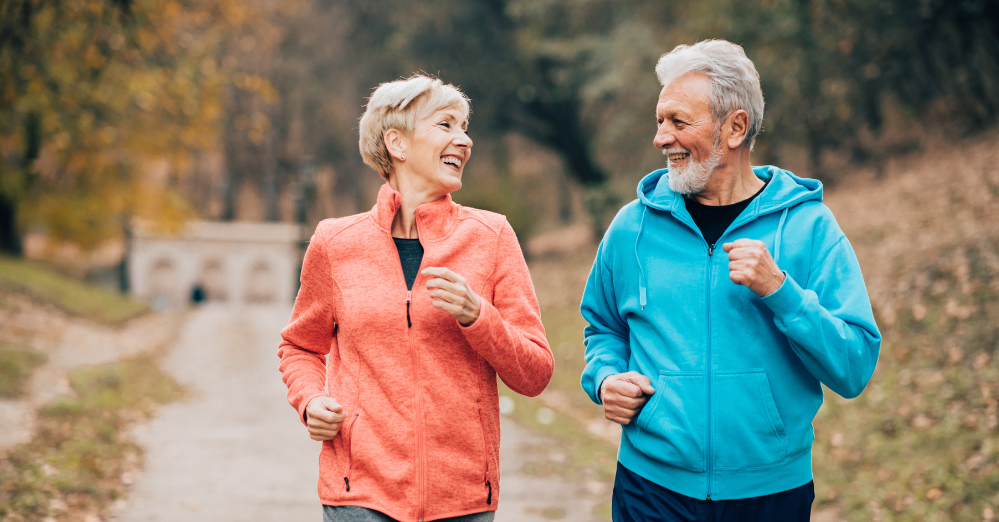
[278,75,553,522]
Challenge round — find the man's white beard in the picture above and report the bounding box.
[667,135,723,195]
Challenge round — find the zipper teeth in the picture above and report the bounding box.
[706,242,713,499]
[479,407,492,504]
[411,326,424,521]
[389,230,424,519]
[390,222,428,520]
[344,411,360,492]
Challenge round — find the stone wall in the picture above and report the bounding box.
[129,221,303,309]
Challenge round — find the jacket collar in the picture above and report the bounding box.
[371,182,458,241]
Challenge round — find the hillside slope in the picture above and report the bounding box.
[814,131,999,521]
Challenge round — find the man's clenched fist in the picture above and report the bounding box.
[722,238,785,297]
[305,396,346,441]
[600,371,656,425]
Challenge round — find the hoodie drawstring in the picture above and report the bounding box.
[636,207,648,310]
[774,208,789,264]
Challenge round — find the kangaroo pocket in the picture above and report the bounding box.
[713,369,788,470]
[630,371,706,472]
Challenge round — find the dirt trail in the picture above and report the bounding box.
[112,304,595,522]
[0,293,180,452]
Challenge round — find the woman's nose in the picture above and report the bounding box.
[455,130,473,149]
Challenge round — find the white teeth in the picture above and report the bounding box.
[443,156,462,168]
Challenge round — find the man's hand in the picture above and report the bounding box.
[305,397,346,441]
[422,267,481,326]
[600,372,656,425]
[722,239,785,297]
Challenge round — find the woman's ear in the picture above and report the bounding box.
[725,110,750,150]
[384,128,408,161]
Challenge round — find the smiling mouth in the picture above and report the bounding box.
[442,155,463,169]
[664,149,690,164]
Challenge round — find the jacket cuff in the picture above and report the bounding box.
[759,271,807,324]
[458,296,497,345]
[592,366,620,405]
[298,392,328,425]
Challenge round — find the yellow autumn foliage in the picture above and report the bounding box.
[0,0,289,250]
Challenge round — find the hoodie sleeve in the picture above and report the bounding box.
[760,235,881,399]
[580,240,631,405]
[277,227,336,424]
[460,220,553,397]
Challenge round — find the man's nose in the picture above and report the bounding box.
[653,126,675,149]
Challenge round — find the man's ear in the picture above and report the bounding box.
[384,128,408,161]
[725,110,750,150]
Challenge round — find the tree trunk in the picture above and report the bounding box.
[0,193,22,255]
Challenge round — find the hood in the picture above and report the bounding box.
[637,165,822,215]
[631,166,822,310]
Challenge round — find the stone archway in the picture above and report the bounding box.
[130,220,302,308]
[245,260,276,303]
[149,257,178,309]
[198,258,228,302]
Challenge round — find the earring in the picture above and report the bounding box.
[400,154,406,160]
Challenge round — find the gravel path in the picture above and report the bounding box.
[113,304,597,522]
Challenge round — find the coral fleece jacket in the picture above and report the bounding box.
[278,183,553,522]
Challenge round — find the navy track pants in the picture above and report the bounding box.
[612,463,815,522]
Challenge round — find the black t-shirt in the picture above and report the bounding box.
[684,179,769,249]
[393,238,424,290]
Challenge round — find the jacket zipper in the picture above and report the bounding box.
[392,231,427,522]
[406,291,412,327]
[478,407,493,505]
[706,242,714,500]
[343,411,360,493]
[675,199,766,501]
[409,318,426,521]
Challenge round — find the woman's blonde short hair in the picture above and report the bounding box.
[359,75,471,178]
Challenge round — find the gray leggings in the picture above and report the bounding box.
[323,505,495,522]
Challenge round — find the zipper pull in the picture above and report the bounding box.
[344,477,350,492]
[406,291,412,328]
[706,494,711,501]
[486,480,492,505]
[708,244,715,256]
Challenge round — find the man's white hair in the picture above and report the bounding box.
[359,74,470,178]
[656,40,765,150]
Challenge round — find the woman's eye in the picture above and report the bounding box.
[439,121,451,129]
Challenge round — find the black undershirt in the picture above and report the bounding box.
[684,178,769,249]
[393,238,424,290]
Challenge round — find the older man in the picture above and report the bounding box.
[580,40,881,521]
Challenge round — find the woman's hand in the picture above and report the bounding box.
[422,267,481,326]
[305,396,346,441]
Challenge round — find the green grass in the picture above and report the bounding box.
[0,343,46,398]
[0,255,148,324]
[0,356,185,520]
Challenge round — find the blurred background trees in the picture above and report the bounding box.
[2,0,998,255]
[3,3,999,521]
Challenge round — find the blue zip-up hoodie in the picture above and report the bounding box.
[580,166,881,500]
